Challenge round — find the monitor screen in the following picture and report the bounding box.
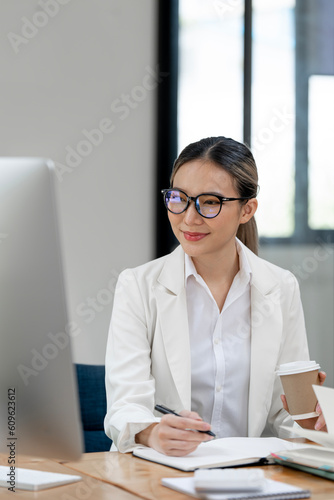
[0,158,83,461]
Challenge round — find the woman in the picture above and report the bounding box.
[104,136,326,456]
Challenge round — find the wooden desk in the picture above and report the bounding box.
[64,452,334,500]
[1,452,334,499]
[0,454,138,500]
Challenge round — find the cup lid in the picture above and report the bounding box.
[276,360,320,376]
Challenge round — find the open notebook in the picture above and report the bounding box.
[133,437,306,472]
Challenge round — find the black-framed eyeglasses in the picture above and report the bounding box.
[161,188,251,219]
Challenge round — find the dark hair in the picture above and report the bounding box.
[171,136,259,254]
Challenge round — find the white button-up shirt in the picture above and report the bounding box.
[185,240,252,438]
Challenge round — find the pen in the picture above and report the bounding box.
[154,404,216,437]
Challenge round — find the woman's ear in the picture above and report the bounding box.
[240,198,258,224]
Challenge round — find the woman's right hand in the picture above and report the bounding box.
[135,410,214,456]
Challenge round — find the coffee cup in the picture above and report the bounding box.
[276,360,320,420]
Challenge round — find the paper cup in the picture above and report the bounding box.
[276,361,320,420]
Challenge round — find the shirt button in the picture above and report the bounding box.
[216,385,221,392]
[214,338,219,345]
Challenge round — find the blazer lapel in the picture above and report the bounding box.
[247,250,283,436]
[153,246,192,409]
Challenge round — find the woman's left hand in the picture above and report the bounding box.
[280,371,327,431]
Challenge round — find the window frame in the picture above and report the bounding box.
[155,0,334,258]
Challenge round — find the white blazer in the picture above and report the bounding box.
[105,241,309,452]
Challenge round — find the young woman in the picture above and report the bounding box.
[104,136,326,456]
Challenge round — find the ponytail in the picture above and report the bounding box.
[237,217,258,255]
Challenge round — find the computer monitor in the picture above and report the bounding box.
[0,158,83,461]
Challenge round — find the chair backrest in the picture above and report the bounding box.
[75,363,112,453]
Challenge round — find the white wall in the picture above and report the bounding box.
[2,2,333,386]
[259,244,334,387]
[0,0,157,363]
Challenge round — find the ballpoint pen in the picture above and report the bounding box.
[155,404,216,437]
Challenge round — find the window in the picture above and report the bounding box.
[308,75,334,230]
[252,0,295,237]
[178,0,244,149]
[177,0,334,244]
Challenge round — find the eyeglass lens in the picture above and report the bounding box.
[164,190,221,218]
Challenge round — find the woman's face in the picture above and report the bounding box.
[168,160,257,262]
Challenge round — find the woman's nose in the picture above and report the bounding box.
[183,201,203,224]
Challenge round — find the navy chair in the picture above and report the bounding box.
[75,363,112,453]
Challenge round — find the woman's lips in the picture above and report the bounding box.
[182,231,208,242]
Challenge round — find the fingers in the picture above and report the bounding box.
[161,413,212,435]
[318,371,326,385]
[179,409,203,420]
[158,441,200,456]
[148,414,214,456]
[314,372,326,430]
[314,413,327,431]
[315,403,327,431]
[280,394,289,412]
[280,393,328,432]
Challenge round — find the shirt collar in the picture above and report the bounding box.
[185,252,198,281]
[184,237,252,285]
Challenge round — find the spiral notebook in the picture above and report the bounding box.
[161,476,310,500]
